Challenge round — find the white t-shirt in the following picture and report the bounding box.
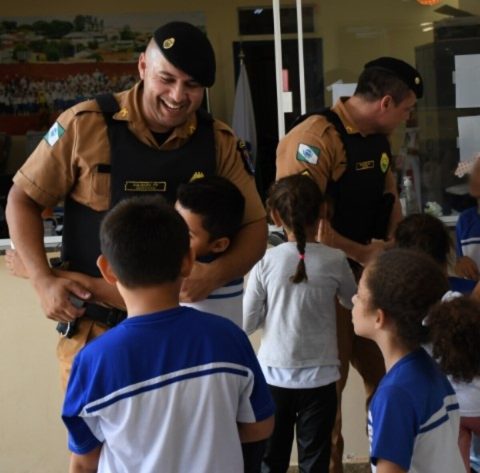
[62,307,275,473]
[244,242,356,373]
[183,277,243,328]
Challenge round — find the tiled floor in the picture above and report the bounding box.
[287,463,369,473]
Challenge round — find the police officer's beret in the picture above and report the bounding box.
[364,57,423,99]
[153,22,216,87]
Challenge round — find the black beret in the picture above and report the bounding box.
[364,57,423,99]
[153,22,216,87]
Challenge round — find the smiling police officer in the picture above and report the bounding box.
[6,22,267,389]
[276,57,423,473]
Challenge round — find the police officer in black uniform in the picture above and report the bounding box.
[276,57,423,473]
[6,22,267,388]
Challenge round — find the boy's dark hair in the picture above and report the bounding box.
[355,67,412,105]
[366,249,449,348]
[177,176,245,241]
[100,195,190,288]
[394,213,452,266]
[266,174,324,284]
[429,297,480,383]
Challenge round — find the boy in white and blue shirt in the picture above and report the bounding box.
[176,176,246,327]
[456,157,480,281]
[62,195,274,473]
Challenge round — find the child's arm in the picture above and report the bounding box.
[454,256,479,281]
[69,447,101,473]
[243,262,267,334]
[337,256,357,310]
[238,417,274,473]
[375,459,407,473]
[238,416,274,443]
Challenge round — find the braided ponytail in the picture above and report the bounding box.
[266,174,324,284]
[290,209,308,283]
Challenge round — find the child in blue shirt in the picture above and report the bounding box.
[395,212,478,295]
[175,176,246,327]
[62,195,274,473]
[352,249,464,473]
[455,158,480,280]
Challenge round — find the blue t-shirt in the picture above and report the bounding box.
[448,276,477,294]
[368,348,463,473]
[62,306,274,473]
[456,206,480,265]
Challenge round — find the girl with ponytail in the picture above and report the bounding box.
[243,174,356,472]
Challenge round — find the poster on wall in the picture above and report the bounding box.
[0,12,205,135]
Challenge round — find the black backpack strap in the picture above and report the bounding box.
[196,107,214,124]
[95,93,121,125]
[290,107,348,141]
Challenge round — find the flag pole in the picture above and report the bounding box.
[273,0,285,139]
[296,0,306,115]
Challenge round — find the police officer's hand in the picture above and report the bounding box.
[180,262,218,303]
[362,239,387,266]
[33,274,91,323]
[317,219,336,246]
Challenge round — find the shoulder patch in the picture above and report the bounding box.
[43,122,65,147]
[296,144,320,165]
[238,139,255,175]
[380,153,390,173]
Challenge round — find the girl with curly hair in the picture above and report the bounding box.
[352,249,465,473]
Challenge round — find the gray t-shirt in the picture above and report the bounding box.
[243,242,356,368]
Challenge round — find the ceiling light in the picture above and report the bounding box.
[416,0,440,5]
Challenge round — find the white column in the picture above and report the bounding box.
[296,0,306,115]
[272,0,285,138]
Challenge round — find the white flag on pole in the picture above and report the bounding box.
[232,61,257,165]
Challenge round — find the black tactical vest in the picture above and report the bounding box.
[293,109,392,244]
[61,93,216,276]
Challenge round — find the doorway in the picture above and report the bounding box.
[233,38,324,199]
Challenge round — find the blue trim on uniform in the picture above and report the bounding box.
[207,289,244,300]
[85,366,249,414]
[224,278,244,287]
[461,240,480,246]
[418,403,460,434]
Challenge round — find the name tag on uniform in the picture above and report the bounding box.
[124,181,167,192]
[356,160,374,171]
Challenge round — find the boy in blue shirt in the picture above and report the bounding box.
[62,195,274,473]
[176,176,246,327]
[456,158,480,281]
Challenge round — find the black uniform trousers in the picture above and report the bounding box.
[262,382,337,473]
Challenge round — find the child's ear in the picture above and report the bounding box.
[96,255,118,285]
[210,237,230,254]
[180,248,195,278]
[374,308,387,330]
[270,209,283,227]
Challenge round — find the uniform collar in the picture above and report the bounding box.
[332,97,360,135]
[112,81,198,147]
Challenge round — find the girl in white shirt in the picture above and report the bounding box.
[244,174,356,473]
